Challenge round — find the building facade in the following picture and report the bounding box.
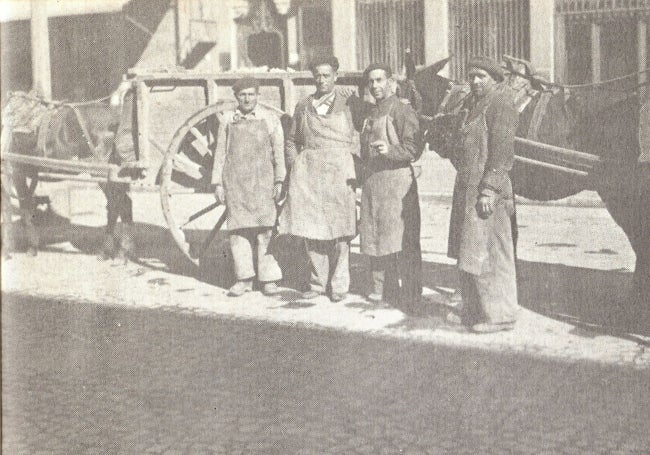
[1,0,648,102]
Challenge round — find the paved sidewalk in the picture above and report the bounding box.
[3,244,647,369]
[3,153,646,369]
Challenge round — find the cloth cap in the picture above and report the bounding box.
[363,62,393,80]
[467,56,505,82]
[232,77,260,94]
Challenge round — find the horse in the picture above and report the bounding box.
[419,57,649,316]
[1,81,139,261]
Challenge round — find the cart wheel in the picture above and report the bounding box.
[160,102,235,266]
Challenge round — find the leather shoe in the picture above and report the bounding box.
[228,280,253,297]
[262,282,280,296]
[446,312,464,325]
[301,290,322,299]
[330,292,347,302]
[471,321,515,334]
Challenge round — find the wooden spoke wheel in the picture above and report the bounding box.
[160,101,236,266]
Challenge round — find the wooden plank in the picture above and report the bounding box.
[136,81,151,164]
[205,79,218,106]
[591,21,601,83]
[554,14,567,83]
[2,152,119,173]
[172,153,203,180]
[638,18,648,98]
[129,70,364,82]
[515,136,600,173]
[189,127,212,156]
[282,77,296,114]
[514,155,590,177]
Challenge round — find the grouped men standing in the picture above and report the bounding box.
[279,57,358,302]
[213,55,521,334]
[447,57,520,333]
[359,63,423,307]
[212,77,285,297]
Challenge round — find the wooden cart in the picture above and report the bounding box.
[128,69,364,265]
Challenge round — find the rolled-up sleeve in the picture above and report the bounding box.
[480,95,518,195]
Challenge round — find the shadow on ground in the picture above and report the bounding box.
[4,209,647,338]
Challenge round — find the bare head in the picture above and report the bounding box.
[310,56,340,97]
[235,87,259,113]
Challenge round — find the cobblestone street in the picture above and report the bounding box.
[2,155,649,453]
[3,295,649,454]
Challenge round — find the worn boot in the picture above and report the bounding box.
[116,223,135,264]
[262,281,280,296]
[100,233,116,260]
[20,208,39,256]
[228,280,253,297]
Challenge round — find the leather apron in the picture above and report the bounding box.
[279,109,357,240]
[448,98,515,275]
[222,118,276,230]
[359,112,418,256]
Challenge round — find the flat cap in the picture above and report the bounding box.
[363,62,393,80]
[232,77,260,94]
[467,56,505,82]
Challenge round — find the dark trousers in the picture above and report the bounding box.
[370,248,422,305]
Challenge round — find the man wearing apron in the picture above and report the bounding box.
[360,63,423,308]
[279,56,358,302]
[212,77,285,297]
[447,57,520,333]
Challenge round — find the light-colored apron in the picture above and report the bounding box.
[359,111,418,256]
[448,98,515,274]
[448,96,518,321]
[279,109,357,240]
[222,118,276,230]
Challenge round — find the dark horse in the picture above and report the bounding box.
[1,84,139,261]
[419,58,648,320]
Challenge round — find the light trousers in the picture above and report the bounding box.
[230,228,282,282]
[305,238,350,294]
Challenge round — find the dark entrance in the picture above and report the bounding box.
[247,30,283,68]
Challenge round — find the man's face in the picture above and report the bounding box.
[236,87,258,113]
[468,68,496,98]
[367,69,391,101]
[312,64,337,96]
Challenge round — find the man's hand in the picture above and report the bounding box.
[476,194,495,219]
[273,182,283,203]
[214,184,225,204]
[371,140,389,155]
[337,87,358,98]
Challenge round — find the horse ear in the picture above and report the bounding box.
[426,56,452,76]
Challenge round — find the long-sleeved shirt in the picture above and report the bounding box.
[364,94,423,163]
[462,90,518,196]
[211,104,285,185]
